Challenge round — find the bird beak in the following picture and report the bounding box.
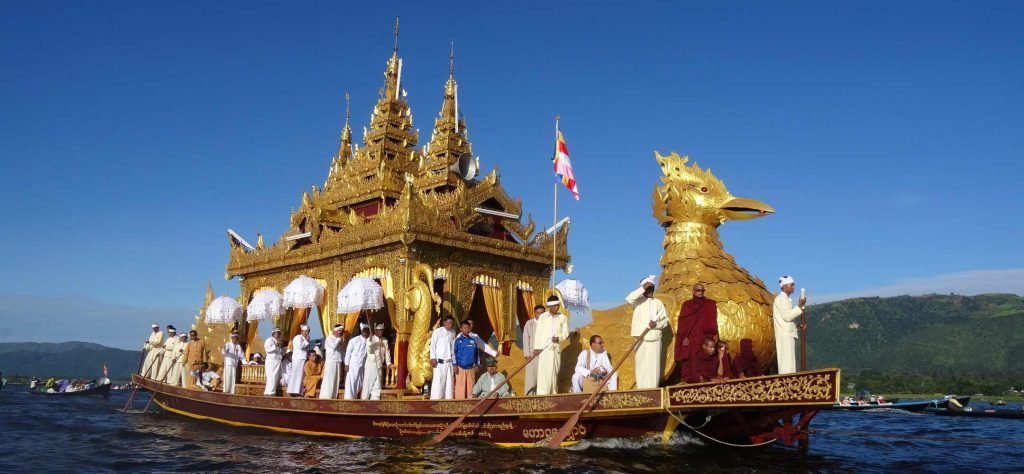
[719,196,774,220]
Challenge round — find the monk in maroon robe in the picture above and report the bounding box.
[731,338,763,378]
[674,284,719,377]
[682,338,721,383]
[715,341,735,379]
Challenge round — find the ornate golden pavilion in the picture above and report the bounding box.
[197,36,569,391]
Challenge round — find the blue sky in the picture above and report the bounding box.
[2,1,1022,349]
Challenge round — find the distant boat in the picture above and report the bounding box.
[0,377,7,392]
[30,378,112,397]
[832,396,971,412]
[926,405,1024,420]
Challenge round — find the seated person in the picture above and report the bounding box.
[715,341,735,380]
[303,351,324,398]
[247,353,264,365]
[472,357,510,398]
[571,335,617,393]
[198,363,221,391]
[682,338,724,383]
[731,339,763,378]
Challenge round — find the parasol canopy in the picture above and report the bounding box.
[205,296,243,324]
[336,276,385,313]
[283,275,325,309]
[555,279,590,309]
[247,288,283,321]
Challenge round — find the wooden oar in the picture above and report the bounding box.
[426,341,553,445]
[546,327,651,448]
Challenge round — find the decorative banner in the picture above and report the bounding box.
[336,276,385,313]
[205,296,243,324]
[555,279,590,309]
[247,288,283,321]
[283,275,325,309]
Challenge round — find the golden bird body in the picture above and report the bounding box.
[569,151,777,389]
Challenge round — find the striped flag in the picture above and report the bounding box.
[102,363,108,377]
[553,127,580,200]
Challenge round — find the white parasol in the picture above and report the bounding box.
[336,276,385,313]
[247,288,283,321]
[555,279,590,309]
[283,275,325,309]
[205,296,243,324]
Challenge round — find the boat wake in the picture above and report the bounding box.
[567,432,703,451]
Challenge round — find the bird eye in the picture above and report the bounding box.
[700,186,708,193]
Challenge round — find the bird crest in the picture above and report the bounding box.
[653,151,773,227]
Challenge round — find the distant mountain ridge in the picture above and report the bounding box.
[807,293,1024,375]
[0,341,140,379]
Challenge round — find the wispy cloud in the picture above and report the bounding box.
[814,269,1024,303]
[0,294,193,350]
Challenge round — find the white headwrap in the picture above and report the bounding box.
[374,323,385,330]
[300,324,309,331]
[151,324,159,328]
[271,327,282,334]
[545,296,560,306]
[778,275,795,288]
[333,324,343,332]
[640,275,657,286]
[360,323,369,331]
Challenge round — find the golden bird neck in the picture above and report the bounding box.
[662,222,727,254]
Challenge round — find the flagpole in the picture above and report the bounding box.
[551,115,559,290]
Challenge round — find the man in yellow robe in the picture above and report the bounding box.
[303,351,323,398]
[533,296,568,395]
[625,276,668,389]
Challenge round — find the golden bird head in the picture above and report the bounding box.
[652,151,774,227]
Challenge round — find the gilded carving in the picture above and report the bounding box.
[595,393,655,410]
[376,401,414,414]
[496,398,557,413]
[670,371,836,406]
[430,401,475,415]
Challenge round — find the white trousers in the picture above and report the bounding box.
[286,357,305,395]
[264,358,282,395]
[319,360,341,399]
[165,360,181,385]
[429,362,454,400]
[634,338,662,389]
[523,358,538,396]
[776,336,797,374]
[155,353,174,381]
[536,347,561,395]
[178,363,188,387]
[361,355,381,400]
[344,363,363,400]
[223,363,237,394]
[141,349,163,378]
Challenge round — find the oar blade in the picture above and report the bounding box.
[546,412,582,447]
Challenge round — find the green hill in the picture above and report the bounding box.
[806,293,1024,393]
[0,341,140,379]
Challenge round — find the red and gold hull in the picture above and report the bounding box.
[132,368,839,447]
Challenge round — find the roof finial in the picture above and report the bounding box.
[344,91,351,123]
[449,41,455,78]
[393,16,400,55]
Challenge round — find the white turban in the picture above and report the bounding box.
[300,325,309,331]
[360,323,369,331]
[640,275,657,286]
[151,324,159,328]
[271,327,282,334]
[374,323,385,330]
[779,275,795,288]
[333,324,343,331]
[545,296,560,306]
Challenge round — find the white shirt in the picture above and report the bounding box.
[222,342,244,366]
[367,335,390,367]
[145,330,164,349]
[575,349,618,390]
[429,326,456,361]
[324,334,345,363]
[469,331,499,358]
[533,311,569,351]
[773,292,804,339]
[292,334,309,360]
[345,335,369,367]
[264,336,283,361]
[625,287,668,340]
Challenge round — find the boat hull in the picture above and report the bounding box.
[133,368,840,447]
[30,383,112,397]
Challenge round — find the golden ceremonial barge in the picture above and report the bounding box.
[130,28,840,449]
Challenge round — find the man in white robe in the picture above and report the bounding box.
[428,316,457,400]
[140,324,165,379]
[169,334,187,386]
[572,334,618,392]
[344,324,370,400]
[286,325,310,396]
[156,326,178,382]
[320,325,346,399]
[263,328,284,395]
[534,296,569,395]
[221,332,244,394]
[362,324,390,400]
[773,275,806,374]
[626,276,668,389]
[521,305,543,396]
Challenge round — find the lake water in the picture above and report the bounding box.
[1,388,1021,472]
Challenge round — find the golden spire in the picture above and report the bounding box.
[337,92,352,158]
[393,15,400,56]
[418,42,473,188]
